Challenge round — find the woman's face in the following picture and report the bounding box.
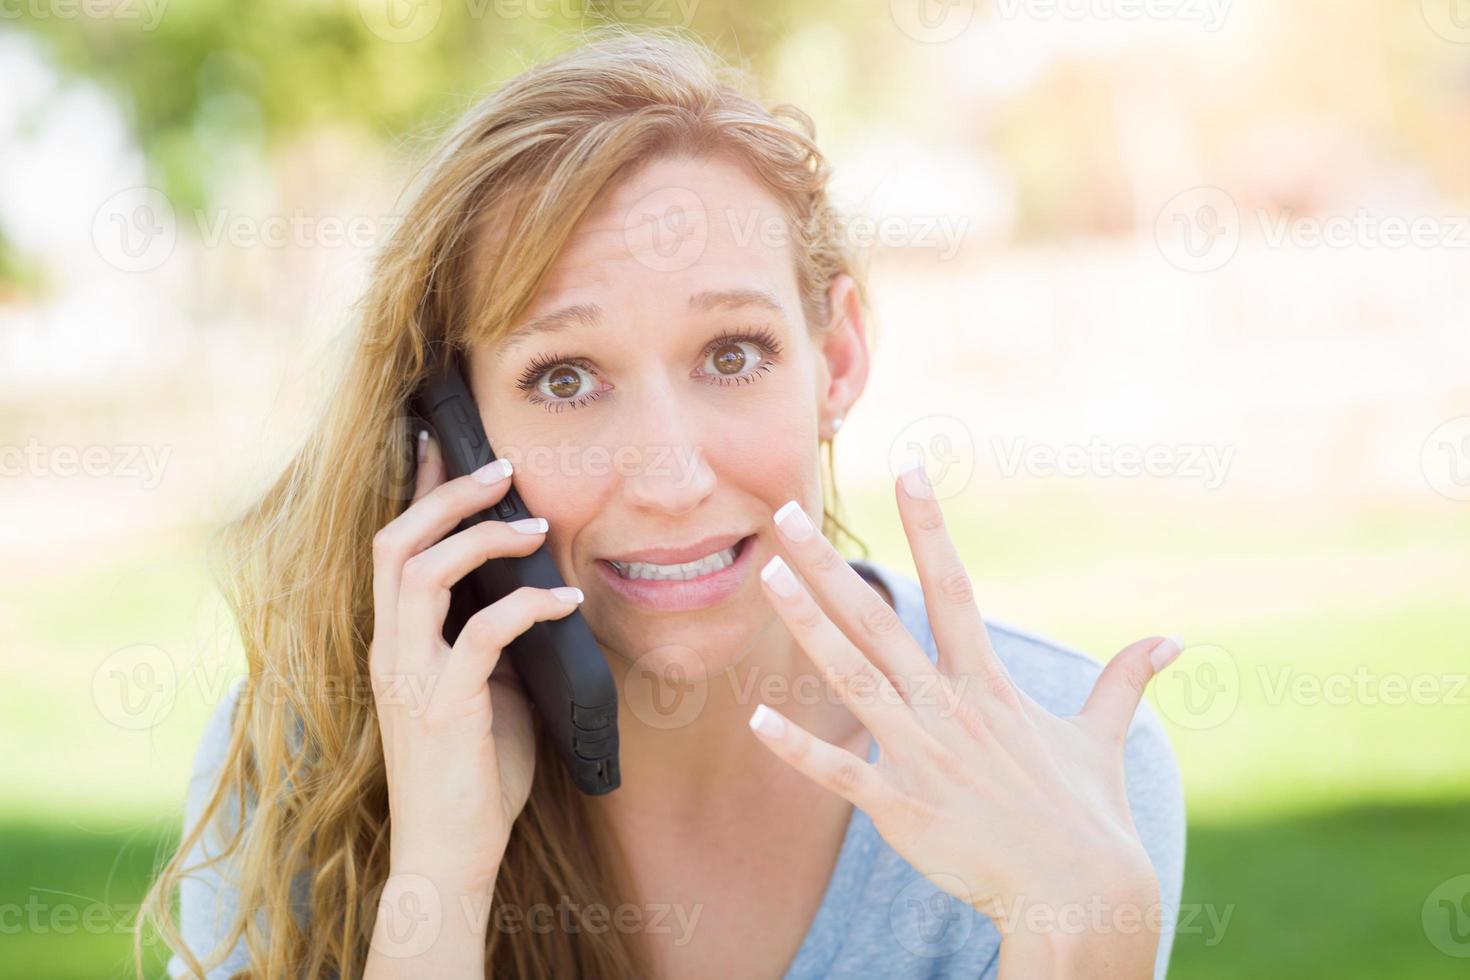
[466,154,868,677]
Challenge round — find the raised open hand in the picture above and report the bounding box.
[749,461,1183,978]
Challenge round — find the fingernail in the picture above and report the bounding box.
[1151,635,1185,671]
[749,703,785,738]
[416,429,429,465]
[551,586,583,603]
[899,451,934,499]
[473,458,513,484]
[508,517,548,534]
[773,500,814,540]
[760,555,799,598]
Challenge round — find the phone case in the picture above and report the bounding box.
[412,360,621,795]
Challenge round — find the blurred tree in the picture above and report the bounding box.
[8,2,810,218]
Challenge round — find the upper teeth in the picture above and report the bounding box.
[610,545,738,581]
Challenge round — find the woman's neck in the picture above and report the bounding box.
[588,567,893,831]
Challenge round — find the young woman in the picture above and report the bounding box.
[145,28,1185,980]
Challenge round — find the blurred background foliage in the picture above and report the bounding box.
[2,1,1468,978]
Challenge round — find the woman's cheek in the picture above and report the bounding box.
[708,392,820,500]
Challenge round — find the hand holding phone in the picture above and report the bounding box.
[412,359,621,796]
[367,430,574,904]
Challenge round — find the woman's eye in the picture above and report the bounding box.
[702,340,768,383]
[517,359,606,412]
[539,363,592,401]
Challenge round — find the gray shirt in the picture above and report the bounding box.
[170,558,1185,978]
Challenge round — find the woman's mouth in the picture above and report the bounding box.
[596,533,757,611]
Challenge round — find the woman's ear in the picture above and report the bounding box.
[816,273,870,438]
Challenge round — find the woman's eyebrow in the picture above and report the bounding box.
[495,288,787,359]
[687,287,785,316]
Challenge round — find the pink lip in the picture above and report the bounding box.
[596,534,757,612]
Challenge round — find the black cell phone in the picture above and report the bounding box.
[411,358,620,795]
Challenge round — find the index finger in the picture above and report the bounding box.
[371,435,514,650]
[411,428,445,504]
[771,499,937,696]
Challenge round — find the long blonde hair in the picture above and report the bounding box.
[140,26,868,979]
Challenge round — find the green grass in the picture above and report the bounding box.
[1174,799,1470,979]
[0,818,177,980]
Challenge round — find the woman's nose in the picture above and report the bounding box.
[616,402,717,516]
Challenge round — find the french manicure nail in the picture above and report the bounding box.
[760,555,799,598]
[551,586,583,603]
[473,458,513,484]
[899,451,934,499]
[508,517,548,534]
[773,500,814,540]
[749,703,786,738]
[1150,635,1185,671]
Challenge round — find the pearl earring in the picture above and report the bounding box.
[830,416,844,436]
